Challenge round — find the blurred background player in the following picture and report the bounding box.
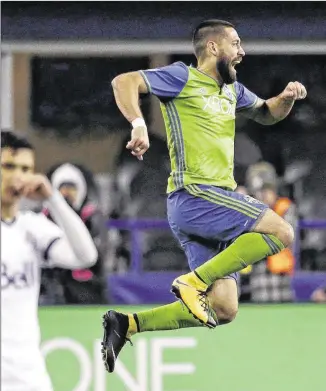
[245,161,297,302]
[101,19,307,372]
[1,130,98,391]
[311,284,326,303]
[41,162,107,304]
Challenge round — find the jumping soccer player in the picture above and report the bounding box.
[1,131,98,391]
[102,20,307,372]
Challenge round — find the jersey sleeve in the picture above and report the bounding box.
[234,81,260,112]
[30,213,63,261]
[140,62,189,99]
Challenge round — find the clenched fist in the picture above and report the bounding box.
[126,126,150,161]
[20,174,53,200]
[281,82,307,101]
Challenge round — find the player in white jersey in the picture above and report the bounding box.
[1,131,98,391]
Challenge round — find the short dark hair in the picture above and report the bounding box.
[1,130,34,151]
[192,19,235,57]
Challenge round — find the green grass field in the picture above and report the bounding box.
[40,304,326,391]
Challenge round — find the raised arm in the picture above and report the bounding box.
[112,71,150,160]
[22,174,98,269]
[112,62,188,159]
[239,81,307,125]
[112,71,149,123]
[44,191,98,268]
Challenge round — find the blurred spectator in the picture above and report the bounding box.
[245,162,298,302]
[41,163,108,304]
[311,285,326,303]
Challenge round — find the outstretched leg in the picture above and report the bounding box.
[101,277,238,372]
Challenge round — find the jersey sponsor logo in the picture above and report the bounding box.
[201,95,235,116]
[1,262,36,289]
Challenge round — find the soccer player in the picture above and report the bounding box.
[1,130,98,391]
[102,19,307,372]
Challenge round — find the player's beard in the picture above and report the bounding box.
[216,57,237,84]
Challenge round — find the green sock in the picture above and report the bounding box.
[135,301,203,332]
[195,233,285,286]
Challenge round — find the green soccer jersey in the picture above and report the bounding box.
[140,62,258,193]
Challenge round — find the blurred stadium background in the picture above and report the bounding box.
[2,2,326,390]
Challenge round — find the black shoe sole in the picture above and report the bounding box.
[101,312,115,373]
[171,285,216,329]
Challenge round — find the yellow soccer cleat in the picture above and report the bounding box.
[171,272,217,328]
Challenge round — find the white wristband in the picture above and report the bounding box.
[132,117,146,128]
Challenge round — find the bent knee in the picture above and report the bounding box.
[214,304,238,324]
[256,209,295,248]
[276,221,294,248]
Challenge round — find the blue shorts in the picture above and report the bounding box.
[167,184,269,283]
